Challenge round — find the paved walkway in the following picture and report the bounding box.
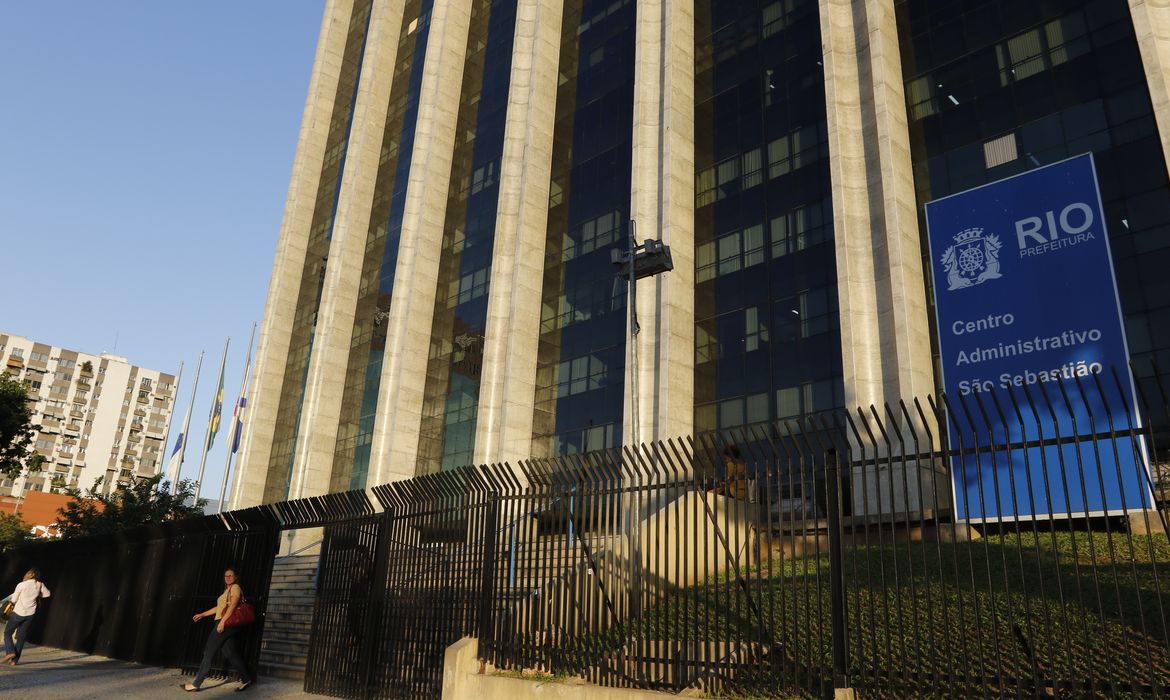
[0,645,321,700]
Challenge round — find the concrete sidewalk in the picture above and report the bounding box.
[0,645,322,700]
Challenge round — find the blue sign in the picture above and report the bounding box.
[925,154,1150,520]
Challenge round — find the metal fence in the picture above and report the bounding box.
[0,507,279,677]
[468,372,1170,698]
[4,370,1170,699]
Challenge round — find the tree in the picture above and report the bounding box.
[0,511,30,550]
[0,372,45,480]
[57,473,206,538]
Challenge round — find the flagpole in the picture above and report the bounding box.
[157,360,182,483]
[170,350,204,494]
[218,322,256,513]
[194,337,229,500]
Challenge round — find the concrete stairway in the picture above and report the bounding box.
[259,555,318,680]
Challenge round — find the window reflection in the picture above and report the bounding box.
[693,0,843,435]
[896,0,1170,443]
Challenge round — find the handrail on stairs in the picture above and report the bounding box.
[276,539,324,561]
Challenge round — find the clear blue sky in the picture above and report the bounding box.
[0,2,325,502]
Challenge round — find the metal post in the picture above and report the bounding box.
[826,449,853,698]
[626,222,643,636]
[194,336,230,498]
[171,350,204,494]
[628,220,639,449]
[359,511,393,699]
[478,491,501,645]
[218,321,256,512]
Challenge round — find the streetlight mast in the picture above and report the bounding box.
[611,221,674,450]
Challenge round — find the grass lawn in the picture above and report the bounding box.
[541,530,1170,698]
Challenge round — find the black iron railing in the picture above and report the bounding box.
[3,370,1170,699]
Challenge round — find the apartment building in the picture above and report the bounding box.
[0,332,177,497]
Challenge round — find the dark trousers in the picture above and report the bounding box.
[193,623,252,687]
[4,613,33,661]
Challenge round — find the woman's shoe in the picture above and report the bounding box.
[181,683,200,692]
[235,680,254,692]
[1,653,13,663]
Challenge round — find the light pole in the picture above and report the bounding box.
[611,221,674,474]
[611,222,673,619]
[610,220,674,448]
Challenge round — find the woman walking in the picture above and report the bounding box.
[182,566,255,692]
[2,568,51,665]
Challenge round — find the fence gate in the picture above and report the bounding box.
[304,514,387,698]
[356,474,500,700]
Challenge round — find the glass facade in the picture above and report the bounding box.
[896,0,1170,441]
[266,0,374,502]
[243,0,1170,504]
[692,0,844,434]
[416,0,518,474]
[331,0,434,490]
[531,0,636,456]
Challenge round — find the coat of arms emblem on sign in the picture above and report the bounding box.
[940,227,1003,290]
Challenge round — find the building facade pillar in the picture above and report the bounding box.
[473,0,565,469]
[232,0,357,509]
[626,0,695,447]
[820,0,935,416]
[1129,0,1170,169]
[285,0,408,502]
[366,0,474,485]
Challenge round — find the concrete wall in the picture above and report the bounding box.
[442,638,680,700]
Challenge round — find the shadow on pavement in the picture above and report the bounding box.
[0,646,320,700]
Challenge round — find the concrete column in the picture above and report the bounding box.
[626,0,695,446]
[367,0,474,485]
[473,0,564,468]
[1128,0,1170,168]
[820,0,934,416]
[232,0,355,509]
[285,0,408,502]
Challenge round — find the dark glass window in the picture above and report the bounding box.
[331,0,434,489]
[693,0,843,433]
[416,0,519,474]
[896,0,1170,442]
[531,0,636,455]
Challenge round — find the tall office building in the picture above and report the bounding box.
[0,332,178,497]
[231,0,1170,508]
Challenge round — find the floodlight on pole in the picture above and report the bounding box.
[611,222,674,451]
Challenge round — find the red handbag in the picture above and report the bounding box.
[223,600,255,628]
